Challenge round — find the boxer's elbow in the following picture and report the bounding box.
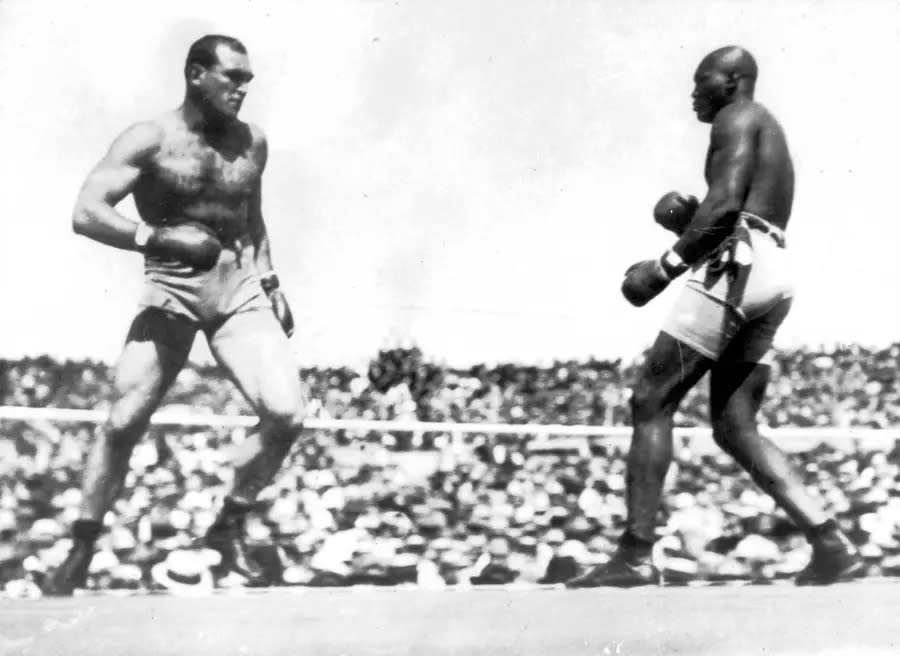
[709,196,742,229]
[71,200,100,236]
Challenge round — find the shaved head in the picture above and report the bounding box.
[691,46,758,123]
[697,46,758,85]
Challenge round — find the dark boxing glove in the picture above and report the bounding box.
[622,250,689,307]
[261,272,295,337]
[653,191,699,236]
[135,222,222,270]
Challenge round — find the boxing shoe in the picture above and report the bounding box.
[203,497,267,587]
[795,525,864,586]
[566,553,661,588]
[42,519,102,597]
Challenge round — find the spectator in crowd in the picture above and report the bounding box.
[1,343,900,592]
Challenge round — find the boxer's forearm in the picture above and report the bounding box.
[72,200,143,251]
[673,107,756,265]
[671,197,740,265]
[253,225,274,274]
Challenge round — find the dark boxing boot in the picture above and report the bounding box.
[43,519,103,597]
[795,520,865,586]
[204,496,266,586]
[566,531,660,588]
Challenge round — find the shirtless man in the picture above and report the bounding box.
[569,46,863,587]
[45,35,304,594]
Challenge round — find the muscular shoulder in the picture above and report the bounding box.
[246,122,269,165]
[710,101,766,145]
[105,120,165,165]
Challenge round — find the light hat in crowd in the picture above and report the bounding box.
[89,550,120,574]
[532,513,551,528]
[151,550,215,595]
[390,553,419,569]
[110,526,137,552]
[439,551,470,569]
[28,518,64,544]
[550,506,570,520]
[109,564,143,589]
[731,534,780,562]
[168,509,192,531]
[53,487,82,509]
[860,542,884,559]
[275,517,307,537]
[0,510,17,532]
[516,536,538,551]
[156,533,194,552]
[282,565,314,585]
[513,505,535,525]
[487,538,510,557]
[465,534,487,549]
[309,552,350,577]
[245,518,271,542]
[320,487,345,510]
[404,534,426,551]
[23,555,46,573]
[558,540,589,562]
[543,529,566,546]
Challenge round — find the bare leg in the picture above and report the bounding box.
[709,362,826,528]
[626,333,711,543]
[209,309,306,503]
[204,308,306,582]
[569,333,710,588]
[45,309,195,595]
[710,360,862,584]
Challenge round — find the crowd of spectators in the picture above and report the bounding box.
[0,342,899,595]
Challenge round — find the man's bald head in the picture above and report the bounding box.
[691,46,757,123]
[698,46,757,87]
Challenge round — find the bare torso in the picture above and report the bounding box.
[704,101,794,231]
[133,110,265,242]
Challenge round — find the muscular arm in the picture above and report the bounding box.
[247,130,274,273]
[672,105,758,265]
[71,122,162,250]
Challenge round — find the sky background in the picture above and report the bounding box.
[1,0,898,368]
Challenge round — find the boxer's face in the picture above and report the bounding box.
[191,45,254,120]
[691,62,731,123]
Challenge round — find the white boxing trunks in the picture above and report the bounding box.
[661,212,794,364]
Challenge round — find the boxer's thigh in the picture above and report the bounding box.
[719,297,793,367]
[207,308,304,421]
[110,308,197,431]
[661,281,743,361]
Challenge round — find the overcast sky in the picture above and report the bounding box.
[1,0,898,368]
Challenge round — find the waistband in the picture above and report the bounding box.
[739,212,786,248]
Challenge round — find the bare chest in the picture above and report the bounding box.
[148,135,260,202]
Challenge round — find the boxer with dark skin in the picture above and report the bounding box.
[569,46,862,587]
[44,35,303,595]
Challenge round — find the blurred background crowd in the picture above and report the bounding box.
[1,342,899,595]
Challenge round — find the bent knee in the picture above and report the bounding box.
[630,377,676,422]
[260,401,307,434]
[105,398,156,439]
[711,413,758,451]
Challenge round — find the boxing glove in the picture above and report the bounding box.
[136,222,222,270]
[653,191,699,236]
[622,251,689,307]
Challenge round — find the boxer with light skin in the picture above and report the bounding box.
[569,46,862,587]
[44,35,304,595]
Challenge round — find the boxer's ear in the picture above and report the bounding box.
[186,63,206,86]
[724,73,739,97]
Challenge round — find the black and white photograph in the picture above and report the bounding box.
[1,0,899,653]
